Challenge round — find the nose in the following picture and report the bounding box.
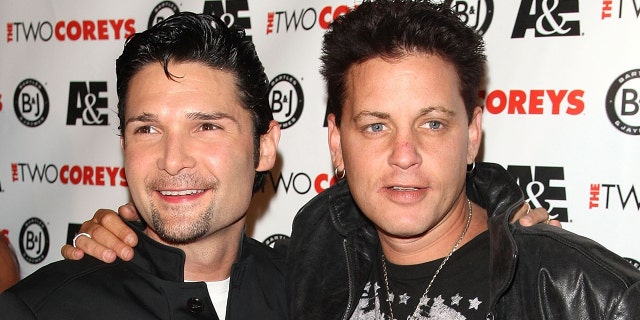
[157,133,196,175]
[388,130,422,170]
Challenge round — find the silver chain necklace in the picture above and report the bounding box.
[381,199,473,320]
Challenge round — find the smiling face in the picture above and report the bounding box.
[328,53,482,240]
[122,61,277,244]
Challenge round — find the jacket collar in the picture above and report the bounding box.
[466,162,525,221]
[328,162,525,310]
[466,162,525,309]
[128,221,248,282]
[327,179,375,237]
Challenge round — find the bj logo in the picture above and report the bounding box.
[14,78,49,127]
[263,234,290,248]
[269,74,304,129]
[148,1,180,29]
[605,69,640,135]
[19,217,49,264]
[446,0,494,36]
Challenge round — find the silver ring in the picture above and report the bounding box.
[72,232,92,248]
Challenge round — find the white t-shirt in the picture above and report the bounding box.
[186,278,230,319]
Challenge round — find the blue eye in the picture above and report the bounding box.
[427,121,443,130]
[368,123,385,132]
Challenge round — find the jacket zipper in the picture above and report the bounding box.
[341,239,354,320]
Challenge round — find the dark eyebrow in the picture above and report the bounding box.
[124,111,238,127]
[125,112,157,127]
[185,111,237,124]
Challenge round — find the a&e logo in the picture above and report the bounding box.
[19,217,50,264]
[13,78,49,127]
[66,82,109,126]
[512,0,580,38]
[606,69,640,135]
[507,165,568,222]
[203,0,252,40]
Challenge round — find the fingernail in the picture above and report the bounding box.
[122,248,133,260]
[104,250,116,262]
[125,235,135,246]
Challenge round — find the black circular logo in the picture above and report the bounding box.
[263,234,290,248]
[606,69,640,135]
[148,1,180,29]
[18,217,50,264]
[13,78,49,127]
[269,74,304,130]
[445,0,494,36]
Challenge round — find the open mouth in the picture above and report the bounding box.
[158,189,206,196]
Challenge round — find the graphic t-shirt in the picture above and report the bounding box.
[349,231,490,320]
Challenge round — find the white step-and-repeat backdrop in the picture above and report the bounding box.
[1,0,639,277]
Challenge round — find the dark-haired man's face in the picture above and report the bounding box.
[121,62,278,245]
[327,53,482,242]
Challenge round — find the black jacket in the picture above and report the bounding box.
[0,223,287,320]
[287,162,640,319]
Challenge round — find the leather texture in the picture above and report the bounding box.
[287,162,640,320]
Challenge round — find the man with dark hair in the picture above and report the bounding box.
[0,12,284,319]
[287,1,640,319]
[56,1,580,319]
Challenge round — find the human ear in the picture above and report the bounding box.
[327,114,344,171]
[467,107,483,164]
[256,120,281,171]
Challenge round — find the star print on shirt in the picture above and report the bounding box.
[433,295,445,306]
[387,292,395,303]
[468,297,482,310]
[451,293,463,306]
[398,293,410,304]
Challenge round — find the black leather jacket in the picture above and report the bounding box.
[0,222,287,320]
[287,162,640,319]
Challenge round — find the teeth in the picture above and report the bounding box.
[391,186,418,191]
[159,189,204,196]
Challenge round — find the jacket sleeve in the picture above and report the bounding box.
[0,291,38,320]
[610,281,640,319]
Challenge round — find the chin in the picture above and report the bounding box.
[378,223,429,239]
